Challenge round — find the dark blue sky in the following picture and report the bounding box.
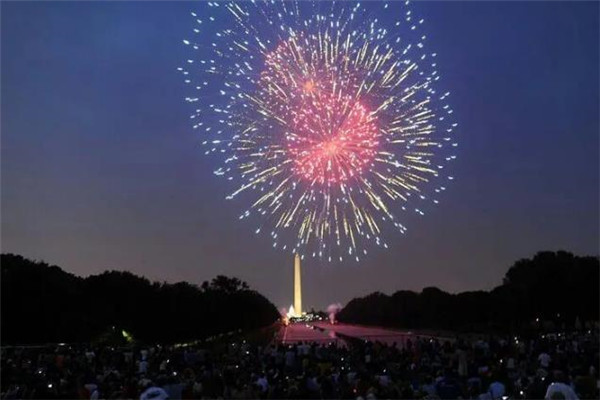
[2,1,598,309]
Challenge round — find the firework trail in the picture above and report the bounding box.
[179,1,458,262]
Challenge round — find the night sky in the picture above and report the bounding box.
[2,1,598,310]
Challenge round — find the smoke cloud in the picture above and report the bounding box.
[327,303,343,324]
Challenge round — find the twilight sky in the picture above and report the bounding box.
[2,1,598,310]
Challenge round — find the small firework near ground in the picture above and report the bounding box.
[179,1,458,262]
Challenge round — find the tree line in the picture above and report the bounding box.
[1,254,280,345]
[337,251,599,333]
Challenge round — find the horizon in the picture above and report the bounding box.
[3,249,598,310]
[2,1,599,311]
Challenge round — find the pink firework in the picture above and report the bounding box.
[287,90,380,185]
[261,37,380,186]
[182,1,458,261]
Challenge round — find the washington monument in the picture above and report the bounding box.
[294,253,302,316]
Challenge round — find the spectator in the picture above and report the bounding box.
[545,371,579,400]
[539,351,552,369]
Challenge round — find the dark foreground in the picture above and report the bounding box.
[2,324,598,399]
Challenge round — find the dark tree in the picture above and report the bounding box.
[1,254,280,345]
[338,251,599,333]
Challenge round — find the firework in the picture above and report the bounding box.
[179,1,458,262]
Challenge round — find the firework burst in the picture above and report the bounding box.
[180,1,458,262]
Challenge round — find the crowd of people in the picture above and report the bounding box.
[1,326,598,399]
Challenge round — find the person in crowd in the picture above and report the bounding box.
[544,371,579,400]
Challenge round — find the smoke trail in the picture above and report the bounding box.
[327,303,343,324]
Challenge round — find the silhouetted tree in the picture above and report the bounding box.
[1,254,279,345]
[203,275,250,293]
[338,251,599,333]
